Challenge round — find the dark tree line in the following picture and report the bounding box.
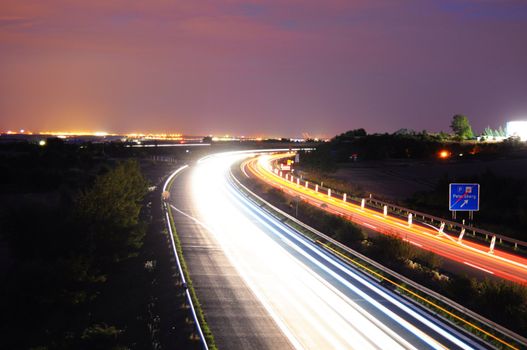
[300,129,451,170]
[298,129,527,239]
[300,128,527,173]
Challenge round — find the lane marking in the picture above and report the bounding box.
[169,204,305,350]
[234,195,457,350]
[245,154,523,349]
[463,262,494,275]
[255,157,527,273]
[404,239,423,247]
[241,163,250,178]
[362,222,378,230]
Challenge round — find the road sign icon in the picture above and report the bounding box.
[449,183,480,211]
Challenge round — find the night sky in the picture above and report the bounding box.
[1,1,527,137]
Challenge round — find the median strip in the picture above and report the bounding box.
[230,163,527,350]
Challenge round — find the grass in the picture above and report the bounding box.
[165,172,217,350]
[232,164,525,350]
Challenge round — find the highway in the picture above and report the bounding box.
[169,151,486,350]
[245,153,527,285]
[168,159,293,350]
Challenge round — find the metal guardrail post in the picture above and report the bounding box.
[230,168,527,348]
[365,196,527,251]
[295,172,527,253]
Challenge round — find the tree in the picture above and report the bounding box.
[483,125,506,138]
[483,126,494,138]
[437,131,450,141]
[450,114,474,139]
[334,129,367,141]
[76,160,148,263]
[393,128,416,136]
[476,279,527,332]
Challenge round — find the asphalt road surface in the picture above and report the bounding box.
[168,152,487,350]
[247,154,527,284]
[169,163,294,350]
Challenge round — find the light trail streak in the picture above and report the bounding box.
[184,152,483,350]
[463,262,494,275]
[363,223,378,230]
[247,153,527,285]
[169,203,305,349]
[405,240,423,247]
[226,183,478,350]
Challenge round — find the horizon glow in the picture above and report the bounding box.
[1,1,527,138]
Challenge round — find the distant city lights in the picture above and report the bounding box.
[38,130,116,137]
[1,129,326,143]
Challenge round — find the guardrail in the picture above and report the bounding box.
[364,196,527,253]
[162,165,209,350]
[274,159,527,256]
[230,166,527,350]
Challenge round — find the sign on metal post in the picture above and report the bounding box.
[449,183,480,211]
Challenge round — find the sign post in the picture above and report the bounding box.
[449,183,480,222]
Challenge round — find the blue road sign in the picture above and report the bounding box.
[449,183,480,211]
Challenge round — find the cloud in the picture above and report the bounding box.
[0,0,526,136]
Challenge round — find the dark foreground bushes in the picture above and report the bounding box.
[0,161,149,349]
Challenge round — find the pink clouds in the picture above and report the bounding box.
[1,1,527,137]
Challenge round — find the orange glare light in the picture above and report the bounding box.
[439,150,450,159]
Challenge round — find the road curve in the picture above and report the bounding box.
[169,160,294,350]
[246,153,527,284]
[171,151,485,350]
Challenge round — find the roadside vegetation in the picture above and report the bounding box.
[0,141,199,349]
[240,171,527,337]
[298,123,527,240]
[407,171,527,240]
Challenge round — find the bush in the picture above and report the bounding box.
[296,202,365,245]
[475,279,527,333]
[0,159,149,349]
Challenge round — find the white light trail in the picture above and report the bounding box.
[188,152,475,350]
